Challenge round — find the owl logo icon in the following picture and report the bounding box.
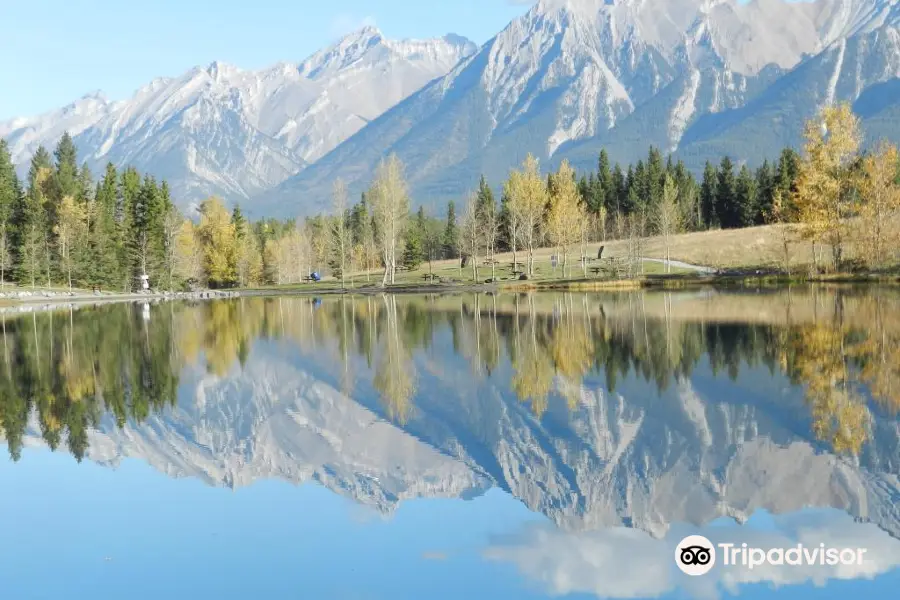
[675,535,716,576]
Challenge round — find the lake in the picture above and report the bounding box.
[1,288,899,599]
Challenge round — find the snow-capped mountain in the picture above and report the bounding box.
[259,0,900,216]
[0,27,476,207]
[4,0,900,214]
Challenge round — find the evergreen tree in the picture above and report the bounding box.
[498,186,513,252]
[633,160,647,212]
[0,140,19,287]
[117,167,141,290]
[232,204,247,239]
[400,211,428,271]
[348,193,370,246]
[715,157,738,229]
[700,161,718,228]
[16,147,53,287]
[88,164,120,288]
[611,163,626,215]
[130,175,166,285]
[646,147,665,208]
[52,132,79,203]
[776,147,800,201]
[476,175,495,217]
[76,163,94,204]
[754,160,775,225]
[597,149,614,213]
[734,164,758,228]
[443,201,458,259]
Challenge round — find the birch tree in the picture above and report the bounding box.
[547,160,583,278]
[654,174,682,273]
[508,154,547,277]
[461,192,481,282]
[162,204,182,290]
[174,220,204,285]
[502,173,522,272]
[857,142,900,269]
[369,154,409,285]
[793,103,862,271]
[54,195,87,290]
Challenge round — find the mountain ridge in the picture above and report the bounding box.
[3,0,900,215]
[255,0,900,217]
[0,27,476,208]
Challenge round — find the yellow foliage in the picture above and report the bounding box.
[197,197,237,286]
[793,102,862,269]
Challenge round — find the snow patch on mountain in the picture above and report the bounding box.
[1,27,475,207]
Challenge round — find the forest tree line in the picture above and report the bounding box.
[1,102,897,291]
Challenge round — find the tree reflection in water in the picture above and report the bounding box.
[2,287,899,461]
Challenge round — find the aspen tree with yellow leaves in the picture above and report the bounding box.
[547,160,583,278]
[857,142,900,269]
[792,102,862,271]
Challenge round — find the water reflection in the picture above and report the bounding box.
[2,288,900,597]
[1,290,899,518]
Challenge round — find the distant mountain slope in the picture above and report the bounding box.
[673,22,900,169]
[4,0,900,216]
[256,0,900,217]
[0,28,475,208]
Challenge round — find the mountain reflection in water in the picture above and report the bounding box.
[1,288,899,599]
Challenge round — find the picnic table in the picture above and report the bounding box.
[422,273,441,283]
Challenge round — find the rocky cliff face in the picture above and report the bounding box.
[259,0,900,216]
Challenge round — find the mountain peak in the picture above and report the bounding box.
[339,24,385,46]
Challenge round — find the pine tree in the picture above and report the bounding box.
[735,164,758,228]
[52,132,79,203]
[700,161,718,228]
[633,160,648,212]
[88,163,120,288]
[611,163,626,215]
[130,175,166,286]
[16,147,53,287]
[715,157,738,229]
[754,160,775,225]
[475,175,495,217]
[76,163,94,205]
[232,204,247,239]
[775,147,800,216]
[646,147,665,209]
[117,167,141,290]
[598,149,614,213]
[401,206,426,270]
[443,200,458,259]
[0,140,19,287]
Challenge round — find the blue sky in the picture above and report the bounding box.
[0,0,531,120]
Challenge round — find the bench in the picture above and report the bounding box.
[422,273,441,283]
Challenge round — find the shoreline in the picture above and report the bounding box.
[2,271,898,315]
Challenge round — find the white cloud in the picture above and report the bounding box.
[483,511,900,599]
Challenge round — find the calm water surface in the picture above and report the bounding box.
[1,288,899,599]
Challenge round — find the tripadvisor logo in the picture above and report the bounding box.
[675,535,868,576]
[675,535,716,576]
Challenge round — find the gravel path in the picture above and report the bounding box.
[643,258,716,274]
